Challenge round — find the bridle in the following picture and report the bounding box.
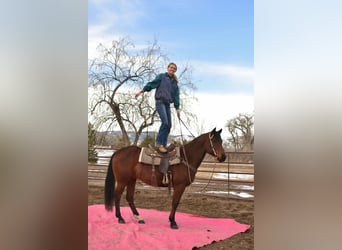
[178,116,220,159]
[209,133,218,157]
[177,119,224,193]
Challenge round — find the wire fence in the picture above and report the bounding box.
[88,149,254,200]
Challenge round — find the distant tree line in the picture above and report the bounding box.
[88,112,254,161]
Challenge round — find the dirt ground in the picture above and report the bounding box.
[88,185,254,249]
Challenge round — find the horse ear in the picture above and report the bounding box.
[210,128,216,135]
[217,128,222,134]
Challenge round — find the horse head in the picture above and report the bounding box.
[208,128,226,162]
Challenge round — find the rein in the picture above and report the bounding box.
[209,134,218,157]
[177,117,195,183]
[177,117,220,184]
[178,117,196,138]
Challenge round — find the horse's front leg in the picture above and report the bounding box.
[126,180,145,224]
[169,184,186,229]
[114,182,126,224]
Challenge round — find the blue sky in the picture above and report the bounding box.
[88,0,254,135]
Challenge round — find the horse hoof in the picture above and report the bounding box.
[170,223,179,229]
[138,220,145,224]
[118,218,125,224]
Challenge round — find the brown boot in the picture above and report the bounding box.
[157,144,167,153]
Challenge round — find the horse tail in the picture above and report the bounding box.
[104,154,115,211]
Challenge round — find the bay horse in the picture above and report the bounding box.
[104,128,226,229]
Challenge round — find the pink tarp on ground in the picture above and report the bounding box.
[88,205,250,250]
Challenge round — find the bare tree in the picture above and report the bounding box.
[88,37,196,146]
[226,113,254,151]
[88,122,98,162]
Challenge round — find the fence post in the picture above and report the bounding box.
[227,152,230,199]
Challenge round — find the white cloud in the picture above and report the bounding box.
[174,92,254,138]
[189,60,254,86]
[89,0,144,29]
[88,0,147,59]
[88,25,123,60]
[206,64,254,82]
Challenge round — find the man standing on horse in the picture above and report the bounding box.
[135,62,180,153]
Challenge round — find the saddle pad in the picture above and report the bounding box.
[139,147,181,165]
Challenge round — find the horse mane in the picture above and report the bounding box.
[180,132,209,168]
[183,132,208,146]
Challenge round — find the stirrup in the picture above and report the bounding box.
[162,174,169,185]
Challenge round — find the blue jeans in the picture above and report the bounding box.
[155,100,171,147]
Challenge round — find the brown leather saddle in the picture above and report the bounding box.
[138,144,180,174]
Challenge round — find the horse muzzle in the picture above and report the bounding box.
[217,154,226,162]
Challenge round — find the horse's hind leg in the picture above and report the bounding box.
[126,180,145,224]
[114,182,126,223]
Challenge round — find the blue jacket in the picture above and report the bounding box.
[143,73,180,110]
